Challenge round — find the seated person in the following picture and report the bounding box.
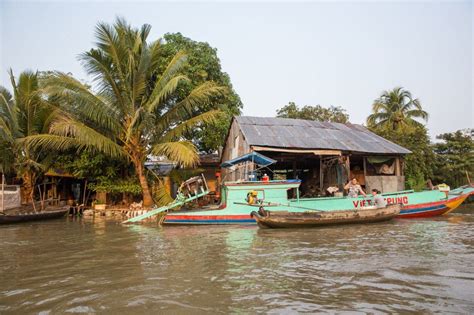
[371,189,387,208]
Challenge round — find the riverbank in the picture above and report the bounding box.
[83,207,158,223]
[1,205,473,313]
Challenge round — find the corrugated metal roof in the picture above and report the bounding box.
[235,116,411,155]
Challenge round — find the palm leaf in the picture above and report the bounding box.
[146,50,188,111]
[48,116,125,158]
[156,81,227,132]
[41,72,122,133]
[159,109,222,142]
[151,141,199,168]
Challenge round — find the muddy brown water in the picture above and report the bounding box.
[1,205,473,313]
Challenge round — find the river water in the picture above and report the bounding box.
[1,205,474,314]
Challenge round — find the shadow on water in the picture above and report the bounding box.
[0,205,473,313]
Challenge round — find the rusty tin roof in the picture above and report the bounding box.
[234,116,411,155]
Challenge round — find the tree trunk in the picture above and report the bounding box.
[135,161,154,207]
[21,171,36,205]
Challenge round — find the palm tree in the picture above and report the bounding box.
[26,18,225,207]
[367,87,428,130]
[0,70,56,204]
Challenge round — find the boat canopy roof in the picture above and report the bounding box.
[221,152,276,168]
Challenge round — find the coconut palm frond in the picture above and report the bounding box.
[0,86,13,109]
[159,109,223,142]
[0,87,16,141]
[0,119,14,144]
[157,82,227,131]
[49,117,125,158]
[148,40,163,70]
[152,179,174,206]
[151,141,199,168]
[79,49,126,110]
[147,51,188,109]
[372,101,389,113]
[367,112,389,127]
[369,87,427,130]
[42,72,121,132]
[145,75,189,113]
[20,134,88,154]
[406,109,429,121]
[131,40,152,109]
[94,21,127,84]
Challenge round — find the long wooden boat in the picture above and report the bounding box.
[0,208,68,224]
[250,204,401,228]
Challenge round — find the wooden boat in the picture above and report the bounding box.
[161,183,473,225]
[126,152,474,225]
[250,204,401,228]
[0,208,68,224]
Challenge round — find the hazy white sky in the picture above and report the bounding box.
[1,1,472,138]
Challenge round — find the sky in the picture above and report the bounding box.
[1,0,472,138]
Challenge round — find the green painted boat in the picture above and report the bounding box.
[163,180,474,224]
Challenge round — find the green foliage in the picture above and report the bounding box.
[367,87,433,190]
[159,33,242,152]
[54,151,121,180]
[88,178,142,195]
[432,130,474,187]
[24,18,227,206]
[276,102,349,123]
[0,70,57,195]
[367,87,428,131]
[370,125,434,191]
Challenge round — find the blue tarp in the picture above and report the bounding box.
[221,152,276,168]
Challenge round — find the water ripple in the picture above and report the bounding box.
[0,208,474,313]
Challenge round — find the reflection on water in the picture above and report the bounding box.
[1,205,474,313]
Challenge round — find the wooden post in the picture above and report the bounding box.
[82,179,88,206]
[1,173,4,213]
[292,160,297,179]
[43,182,46,208]
[395,157,401,176]
[345,155,351,179]
[319,156,324,195]
[38,185,44,211]
[363,157,367,190]
[363,157,367,177]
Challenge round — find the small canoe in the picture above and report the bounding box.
[250,204,401,229]
[0,208,68,224]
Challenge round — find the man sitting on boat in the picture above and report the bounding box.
[344,178,367,198]
[371,189,387,208]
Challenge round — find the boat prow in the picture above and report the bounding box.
[250,204,401,229]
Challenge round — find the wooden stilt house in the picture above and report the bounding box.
[221,116,411,196]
